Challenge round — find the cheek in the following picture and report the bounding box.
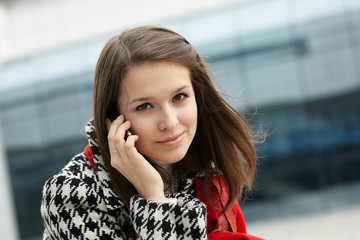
[186,101,198,129]
[126,115,147,135]
[129,119,152,149]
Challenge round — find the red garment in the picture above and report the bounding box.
[84,144,97,171]
[83,144,263,240]
[193,177,263,240]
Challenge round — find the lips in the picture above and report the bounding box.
[156,132,184,146]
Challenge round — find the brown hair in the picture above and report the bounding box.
[93,25,257,212]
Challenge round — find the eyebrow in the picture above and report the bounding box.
[129,85,191,105]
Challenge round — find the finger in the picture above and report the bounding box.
[110,116,130,141]
[107,115,124,154]
[113,120,131,145]
[107,116,124,138]
[124,134,138,148]
[106,118,112,132]
[124,135,139,157]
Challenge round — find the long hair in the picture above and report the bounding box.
[93,25,257,212]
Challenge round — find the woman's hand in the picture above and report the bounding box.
[106,115,165,201]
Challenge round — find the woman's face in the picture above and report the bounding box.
[117,61,198,164]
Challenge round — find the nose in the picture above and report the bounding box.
[158,106,179,131]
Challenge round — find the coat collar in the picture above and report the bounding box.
[85,119,124,210]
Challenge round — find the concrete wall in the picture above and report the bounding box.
[0,0,250,63]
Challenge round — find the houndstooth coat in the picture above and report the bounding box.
[41,120,207,239]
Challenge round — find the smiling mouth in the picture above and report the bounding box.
[156,132,184,146]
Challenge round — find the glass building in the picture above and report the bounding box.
[0,0,359,239]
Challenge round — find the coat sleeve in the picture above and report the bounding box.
[130,193,207,239]
[41,174,128,240]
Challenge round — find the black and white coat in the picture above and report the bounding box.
[41,121,207,240]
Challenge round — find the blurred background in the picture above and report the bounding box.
[0,0,359,239]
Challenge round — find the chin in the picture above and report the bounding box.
[151,151,187,164]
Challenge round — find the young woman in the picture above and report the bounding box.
[41,25,263,240]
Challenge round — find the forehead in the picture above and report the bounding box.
[120,61,192,95]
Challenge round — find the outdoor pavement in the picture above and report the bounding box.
[244,181,360,240]
[247,204,360,240]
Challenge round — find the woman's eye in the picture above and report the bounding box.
[173,93,187,102]
[136,103,152,111]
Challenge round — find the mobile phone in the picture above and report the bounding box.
[106,108,132,140]
[124,130,132,140]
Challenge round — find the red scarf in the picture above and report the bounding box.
[193,177,263,239]
[84,144,264,240]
